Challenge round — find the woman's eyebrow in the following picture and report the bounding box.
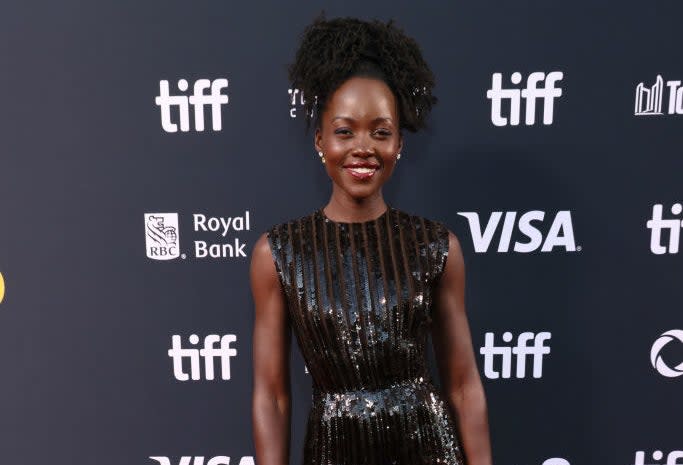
[331,116,394,123]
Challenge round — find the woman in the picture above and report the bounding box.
[251,14,492,465]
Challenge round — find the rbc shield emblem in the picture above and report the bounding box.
[145,213,180,260]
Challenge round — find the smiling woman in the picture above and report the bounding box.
[289,14,436,223]
[313,76,402,206]
[250,12,492,465]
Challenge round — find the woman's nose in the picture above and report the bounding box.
[353,134,374,155]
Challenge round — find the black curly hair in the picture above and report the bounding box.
[288,12,437,133]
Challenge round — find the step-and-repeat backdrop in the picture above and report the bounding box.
[0,2,681,464]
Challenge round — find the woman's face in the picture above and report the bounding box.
[314,76,403,203]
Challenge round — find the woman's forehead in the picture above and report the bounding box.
[325,77,398,120]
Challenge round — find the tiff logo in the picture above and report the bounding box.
[634,451,683,465]
[646,203,683,254]
[486,71,563,126]
[480,331,551,379]
[168,334,237,381]
[457,210,578,253]
[155,78,229,132]
[635,75,683,116]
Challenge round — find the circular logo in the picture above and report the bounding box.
[650,329,683,377]
[0,271,4,304]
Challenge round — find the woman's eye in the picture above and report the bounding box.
[334,128,391,136]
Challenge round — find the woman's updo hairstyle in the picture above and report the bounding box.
[288,12,437,133]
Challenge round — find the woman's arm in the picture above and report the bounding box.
[432,230,492,465]
[250,233,291,465]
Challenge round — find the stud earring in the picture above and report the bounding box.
[318,151,325,164]
[397,152,401,160]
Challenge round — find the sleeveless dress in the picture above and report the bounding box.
[266,204,465,465]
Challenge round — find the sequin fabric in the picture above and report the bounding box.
[266,205,464,465]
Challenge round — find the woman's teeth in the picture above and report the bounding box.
[345,166,378,179]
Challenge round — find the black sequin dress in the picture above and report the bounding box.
[266,204,465,465]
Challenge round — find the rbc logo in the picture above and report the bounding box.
[457,210,577,253]
[168,334,237,381]
[145,213,180,260]
[486,71,563,126]
[155,78,229,132]
[480,331,552,379]
[647,203,683,254]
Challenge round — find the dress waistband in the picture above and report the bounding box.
[312,376,438,420]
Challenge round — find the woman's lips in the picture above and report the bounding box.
[345,166,378,180]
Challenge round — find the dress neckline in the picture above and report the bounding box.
[317,204,391,225]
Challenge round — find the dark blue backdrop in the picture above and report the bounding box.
[0,2,681,464]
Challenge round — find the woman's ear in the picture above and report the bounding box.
[314,126,323,153]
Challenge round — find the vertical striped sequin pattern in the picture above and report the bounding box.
[266,206,464,465]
